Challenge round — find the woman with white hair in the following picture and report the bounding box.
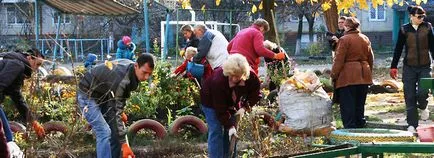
[200,54,261,158]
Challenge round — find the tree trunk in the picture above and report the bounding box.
[295,14,303,55]
[263,0,276,43]
[323,0,339,33]
[305,13,315,43]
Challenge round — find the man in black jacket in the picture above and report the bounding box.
[327,16,347,57]
[77,53,154,158]
[0,49,46,157]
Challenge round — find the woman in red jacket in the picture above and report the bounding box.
[227,18,286,74]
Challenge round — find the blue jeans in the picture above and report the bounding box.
[402,65,431,128]
[201,105,236,158]
[77,91,112,158]
[0,108,13,142]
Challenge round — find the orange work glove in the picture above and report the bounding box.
[274,52,285,60]
[32,121,45,138]
[121,112,128,124]
[389,68,398,80]
[122,143,135,158]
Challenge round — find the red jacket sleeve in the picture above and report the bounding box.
[201,59,213,80]
[174,60,188,75]
[227,39,233,52]
[253,32,276,59]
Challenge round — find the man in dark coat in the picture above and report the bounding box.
[77,53,155,158]
[0,49,46,157]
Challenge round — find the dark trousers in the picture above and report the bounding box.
[402,65,431,128]
[338,84,368,128]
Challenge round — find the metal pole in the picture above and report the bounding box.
[74,40,78,61]
[80,40,84,60]
[229,10,233,38]
[163,10,170,59]
[106,39,110,60]
[175,8,179,65]
[100,40,104,60]
[204,11,207,25]
[143,0,150,53]
[41,42,44,55]
[60,39,64,60]
[53,13,61,61]
[34,0,39,49]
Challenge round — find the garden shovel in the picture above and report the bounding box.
[228,96,248,157]
[271,9,290,76]
[228,113,241,158]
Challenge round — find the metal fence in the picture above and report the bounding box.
[37,38,112,62]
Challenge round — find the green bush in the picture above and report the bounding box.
[125,60,200,121]
[305,42,326,56]
[267,60,296,87]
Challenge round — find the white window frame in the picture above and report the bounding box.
[369,3,386,21]
[53,12,71,24]
[6,5,28,25]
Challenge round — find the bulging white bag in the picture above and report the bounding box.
[278,71,333,131]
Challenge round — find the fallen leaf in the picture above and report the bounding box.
[105,60,113,70]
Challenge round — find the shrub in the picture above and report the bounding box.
[125,60,200,121]
[305,42,326,56]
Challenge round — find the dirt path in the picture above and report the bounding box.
[365,92,434,126]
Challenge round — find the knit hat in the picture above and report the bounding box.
[122,36,132,45]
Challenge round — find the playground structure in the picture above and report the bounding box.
[29,0,138,62]
[33,0,140,63]
[37,38,112,61]
[31,0,245,63]
[159,20,240,58]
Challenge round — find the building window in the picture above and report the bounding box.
[6,5,29,24]
[369,4,386,21]
[53,12,71,24]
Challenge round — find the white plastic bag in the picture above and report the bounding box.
[278,71,333,131]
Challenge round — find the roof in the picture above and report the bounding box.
[42,0,140,16]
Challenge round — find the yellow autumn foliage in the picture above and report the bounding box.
[177,0,430,14]
[321,2,331,11]
[252,4,257,13]
[178,0,191,9]
[201,4,206,12]
[105,60,113,70]
[215,0,221,6]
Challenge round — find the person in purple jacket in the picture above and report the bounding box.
[200,54,260,158]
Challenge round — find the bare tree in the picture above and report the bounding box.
[303,1,322,43]
[275,0,322,55]
[263,0,277,44]
[278,0,305,55]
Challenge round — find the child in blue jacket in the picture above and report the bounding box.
[116,36,136,60]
